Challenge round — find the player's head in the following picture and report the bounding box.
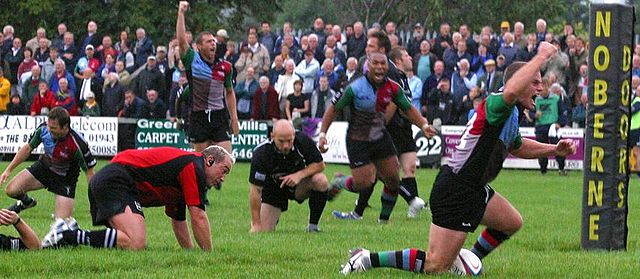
[47,107,70,139]
[196,31,217,61]
[271,119,295,155]
[201,145,235,188]
[503,61,543,110]
[366,52,389,84]
[366,30,391,55]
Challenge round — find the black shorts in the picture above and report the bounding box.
[261,183,302,212]
[188,110,231,143]
[387,124,417,154]
[429,166,495,232]
[27,160,79,198]
[88,164,144,226]
[346,131,398,169]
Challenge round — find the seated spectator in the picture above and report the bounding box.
[120,89,146,118]
[54,77,78,116]
[470,44,494,78]
[115,60,131,87]
[30,81,56,115]
[234,67,259,119]
[572,93,587,128]
[517,33,538,62]
[81,91,101,116]
[476,59,503,95]
[343,57,362,88]
[422,60,447,99]
[285,80,309,121]
[97,35,118,64]
[133,28,154,68]
[252,76,280,121]
[142,89,166,119]
[497,32,519,67]
[77,68,101,106]
[423,77,456,126]
[0,68,11,113]
[34,38,50,64]
[102,72,125,117]
[6,93,26,115]
[97,53,116,85]
[27,27,50,56]
[274,60,301,118]
[40,46,59,82]
[235,45,259,83]
[315,59,340,92]
[324,48,344,74]
[310,75,335,118]
[74,44,101,81]
[450,59,477,102]
[458,86,482,124]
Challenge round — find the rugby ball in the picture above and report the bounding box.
[449,248,483,276]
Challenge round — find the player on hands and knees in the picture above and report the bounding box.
[319,52,435,222]
[340,42,577,275]
[249,120,330,233]
[44,145,234,251]
[0,107,95,246]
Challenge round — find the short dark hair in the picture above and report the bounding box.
[195,31,215,45]
[293,79,303,87]
[369,30,391,54]
[49,107,70,128]
[503,61,527,84]
[388,46,406,63]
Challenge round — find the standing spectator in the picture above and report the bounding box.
[215,29,228,60]
[407,69,423,111]
[407,23,425,57]
[517,33,539,62]
[115,60,131,87]
[498,21,510,46]
[576,63,588,100]
[81,91,101,116]
[54,78,78,116]
[245,33,270,76]
[470,44,494,78]
[450,59,477,103]
[17,48,37,87]
[4,37,23,94]
[252,76,280,121]
[324,35,346,68]
[413,40,437,83]
[132,56,165,100]
[134,28,154,68]
[120,89,146,118]
[295,50,320,95]
[315,59,340,92]
[307,34,324,66]
[235,45,259,83]
[343,57,362,87]
[559,23,574,52]
[74,45,100,83]
[460,24,477,56]
[536,19,548,43]
[49,59,76,96]
[324,48,344,74]
[97,35,117,64]
[22,65,44,110]
[498,32,519,67]
[332,25,346,51]
[433,23,453,59]
[534,80,566,175]
[117,33,136,73]
[422,60,447,98]
[224,40,240,66]
[458,86,481,123]
[285,80,309,121]
[513,22,527,49]
[423,77,455,125]
[310,75,335,118]
[101,72,124,117]
[275,60,301,117]
[476,59,503,95]
[77,68,101,107]
[96,54,116,85]
[61,32,78,73]
[259,22,276,59]
[572,93,587,128]
[0,68,9,113]
[34,38,50,64]
[142,89,166,119]
[79,21,101,56]
[2,25,15,63]
[234,67,259,119]
[51,24,67,49]
[41,47,59,82]
[26,28,50,55]
[309,17,326,48]
[346,21,366,60]
[267,55,285,86]
[274,22,299,56]
[30,81,56,115]
[168,73,189,123]
[542,39,570,93]
[443,35,470,75]
[114,31,129,54]
[480,26,500,57]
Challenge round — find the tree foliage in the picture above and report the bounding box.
[0,0,281,44]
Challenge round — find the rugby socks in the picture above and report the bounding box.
[398,177,419,204]
[308,190,328,226]
[343,176,355,192]
[62,228,118,248]
[471,228,510,259]
[379,186,398,221]
[370,248,427,273]
[354,183,375,217]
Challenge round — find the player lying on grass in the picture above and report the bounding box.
[0,209,40,251]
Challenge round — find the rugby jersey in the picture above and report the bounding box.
[29,123,96,177]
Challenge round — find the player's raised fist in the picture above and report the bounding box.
[179,1,189,13]
[537,41,557,60]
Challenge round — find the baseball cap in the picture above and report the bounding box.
[86,91,95,99]
[500,21,510,29]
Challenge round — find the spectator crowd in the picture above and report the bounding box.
[0,17,634,133]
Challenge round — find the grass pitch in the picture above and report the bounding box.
[0,160,639,278]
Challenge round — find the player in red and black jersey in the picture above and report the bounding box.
[0,209,40,251]
[46,145,234,251]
